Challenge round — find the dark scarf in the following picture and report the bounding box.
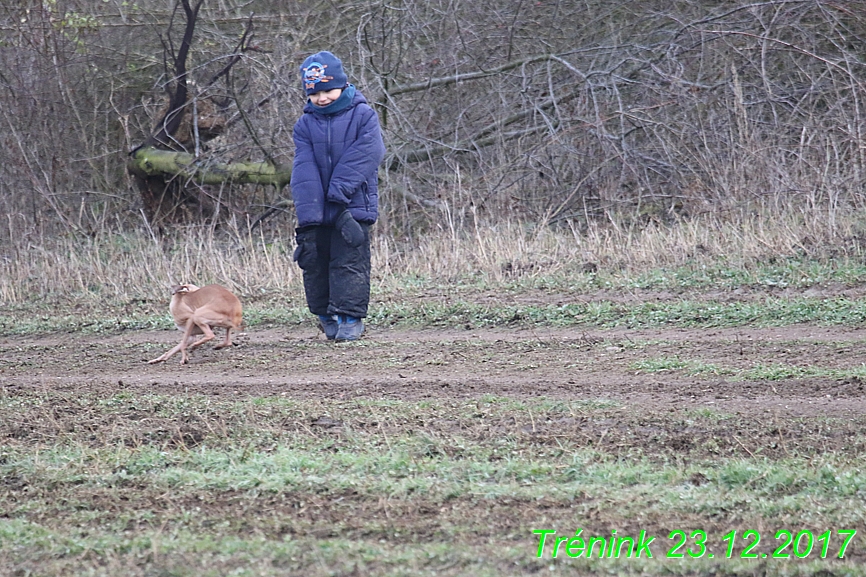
[311,84,356,115]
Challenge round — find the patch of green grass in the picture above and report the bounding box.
[632,355,866,382]
[6,258,866,335]
[740,364,820,381]
[4,444,866,574]
[3,392,866,576]
[625,258,866,291]
[738,362,866,382]
[631,356,729,376]
[367,297,866,330]
[383,257,866,295]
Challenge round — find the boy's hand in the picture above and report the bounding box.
[336,210,365,248]
[293,226,318,269]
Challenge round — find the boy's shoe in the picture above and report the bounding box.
[334,315,364,342]
[317,315,339,340]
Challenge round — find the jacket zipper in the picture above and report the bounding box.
[327,116,333,178]
[326,116,335,222]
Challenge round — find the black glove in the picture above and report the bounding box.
[335,209,365,248]
[293,226,318,270]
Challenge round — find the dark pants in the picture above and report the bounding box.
[299,224,371,319]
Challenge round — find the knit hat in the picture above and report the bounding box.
[300,51,348,95]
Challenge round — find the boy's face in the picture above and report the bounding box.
[309,88,343,107]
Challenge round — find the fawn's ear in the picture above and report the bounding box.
[171,284,190,295]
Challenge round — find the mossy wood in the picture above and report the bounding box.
[128,147,290,188]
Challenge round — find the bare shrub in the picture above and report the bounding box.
[0,1,864,246]
[357,0,866,237]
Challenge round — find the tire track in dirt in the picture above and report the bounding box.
[2,325,866,420]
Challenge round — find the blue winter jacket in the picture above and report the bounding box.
[290,87,386,228]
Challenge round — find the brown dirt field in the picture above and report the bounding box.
[4,323,866,418]
[3,322,866,575]
[5,322,866,469]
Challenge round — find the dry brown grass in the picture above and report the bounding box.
[1,205,864,306]
[376,206,866,282]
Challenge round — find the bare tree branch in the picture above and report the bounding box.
[141,0,203,150]
[385,54,556,96]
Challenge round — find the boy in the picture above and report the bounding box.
[291,51,386,341]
